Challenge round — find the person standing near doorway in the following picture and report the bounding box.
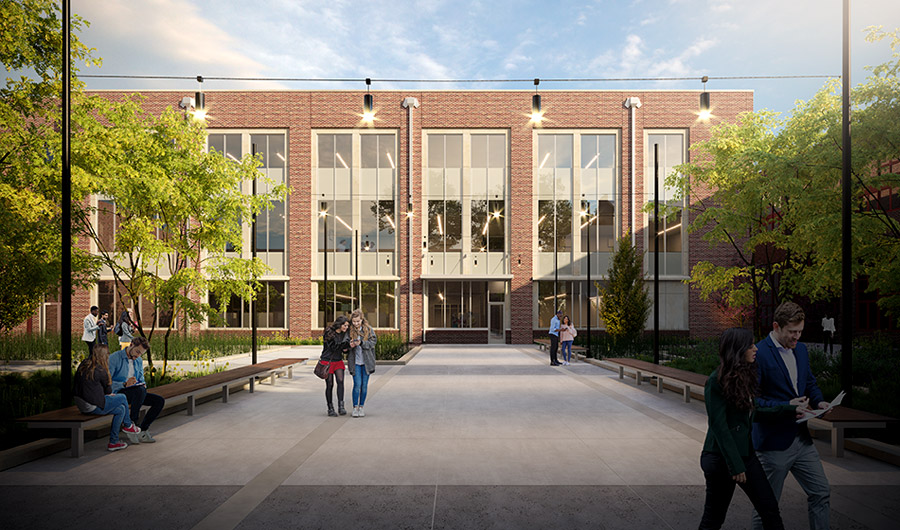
[81,306,99,359]
[751,302,831,530]
[548,309,562,366]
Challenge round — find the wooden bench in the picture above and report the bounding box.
[606,357,708,403]
[18,357,307,457]
[534,338,587,354]
[808,406,896,458]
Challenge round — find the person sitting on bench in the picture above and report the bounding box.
[109,337,165,444]
[74,344,141,452]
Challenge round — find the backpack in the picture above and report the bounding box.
[114,321,123,336]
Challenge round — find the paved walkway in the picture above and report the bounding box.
[1,345,897,529]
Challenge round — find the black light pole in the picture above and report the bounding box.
[653,144,660,365]
[587,214,591,356]
[251,143,258,365]
[554,207,559,313]
[841,0,853,406]
[61,0,72,404]
[322,202,328,326]
[354,229,359,310]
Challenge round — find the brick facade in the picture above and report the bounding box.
[40,89,753,343]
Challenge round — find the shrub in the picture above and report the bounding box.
[597,232,651,343]
[375,333,408,360]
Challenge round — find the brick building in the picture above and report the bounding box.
[34,89,754,343]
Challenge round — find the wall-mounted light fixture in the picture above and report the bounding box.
[698,75,711,122]
[530,78,543,124]
[363,78,375,123]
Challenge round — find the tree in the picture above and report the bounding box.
[673,27,900,330]
[598,232,651,342]
[0,0,101,332]
[72,95,288,376]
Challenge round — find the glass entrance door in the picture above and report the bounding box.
[489,303,504,343]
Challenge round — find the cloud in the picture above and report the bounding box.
[710,1,733,12]
[79,0,264,76]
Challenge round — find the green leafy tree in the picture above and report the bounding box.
[72,96,289,376]
[598,232,651,343]
[672,27,900,331]
[0,0,101,332]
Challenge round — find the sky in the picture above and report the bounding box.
[75,0,900,116]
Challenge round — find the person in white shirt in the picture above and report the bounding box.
[80,306,99,359]
[821,315,835,355]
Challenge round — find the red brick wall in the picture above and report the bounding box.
[67,89,754,344]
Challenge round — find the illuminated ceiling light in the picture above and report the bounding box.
[226,153,238,161]
[539,152,551,169]
[334,215,353,231]
[386,151,395,169]
[335,152,349,169]
[530,78,543,123]
[579,210,588,217]
[699,75,711,122]
[276,152,286,162]
[537,214,547,225]
[438,292,444,301]
[319,209,328,218]
[584,153,599,169]
[383,214,396,229]
[482,222,489,235]
[580,215,598,229]
[362,78,375,123]
[364,241,371,251]
[492,211,502,219]
[437,214,443,236]
[406,203,414,218]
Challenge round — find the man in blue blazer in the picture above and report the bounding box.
[751,302,830,530]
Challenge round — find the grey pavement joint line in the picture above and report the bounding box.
[191,365,403,530]
[518,347,707,443]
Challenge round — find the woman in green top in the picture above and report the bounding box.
[698,328,797,530]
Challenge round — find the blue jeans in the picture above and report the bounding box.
[561,340,573,363]
[352,367,370,407]
[89,393,131,444]
[752,436,830,530]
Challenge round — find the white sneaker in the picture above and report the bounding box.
[351,407,359,418]
[139,431,156,443]
[358,406,365,417]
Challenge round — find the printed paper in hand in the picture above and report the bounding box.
[796,390,845,423]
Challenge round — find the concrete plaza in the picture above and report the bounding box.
[1,345,898,529]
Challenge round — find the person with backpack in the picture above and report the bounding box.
[115,309,135,348]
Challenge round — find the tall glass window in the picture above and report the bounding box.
[209,281,286,329]
[360,134,396,254]
[646,133,685,276]
[251,134,286,254]
[536,134,574,254]
[427,134,463,253]
[318,281,396,328]
[427,281,487,328]
[470,134,506,255]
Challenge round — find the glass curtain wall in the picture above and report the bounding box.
[316,132,398,328]
[646,133,685,276]
[426,134,463,274]
[209,281,286,329]
[318,281,396,328]
[470,134,507,273]
[427,281,487,328]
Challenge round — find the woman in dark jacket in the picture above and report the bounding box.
[320,316,356,417]
[73,344,141,451]
[698,328,798,529]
